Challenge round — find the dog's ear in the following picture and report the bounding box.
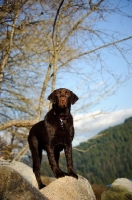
[48,91,56,103]
[70,91,78,105]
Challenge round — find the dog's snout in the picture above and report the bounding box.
[59,93,67,107]
[60,95,66,99]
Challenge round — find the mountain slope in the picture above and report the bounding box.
[40,117,132,184]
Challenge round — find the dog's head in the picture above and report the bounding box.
[48,88,78,108]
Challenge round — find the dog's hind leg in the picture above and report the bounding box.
[28,136,45,189]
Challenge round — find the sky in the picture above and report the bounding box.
[69,75,132,146]
[56,0,132,146]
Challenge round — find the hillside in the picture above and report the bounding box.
[40,117,132,185]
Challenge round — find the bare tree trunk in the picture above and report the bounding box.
[51,16,59,92]
[37,64,51,120]
[51,54,57,92]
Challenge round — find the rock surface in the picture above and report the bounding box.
[0,159,96,200]
[101,178,132,200]
[111,178,132,193]
[10,160,38,188]
[0,158,38,188]
[41,175,96,200]
[0,165,47,200]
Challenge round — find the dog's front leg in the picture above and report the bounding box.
[46,145,65,178]
[64,144,78,179]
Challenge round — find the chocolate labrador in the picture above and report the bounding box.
[28,88,78,189]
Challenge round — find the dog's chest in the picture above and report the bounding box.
[45,115,74,145]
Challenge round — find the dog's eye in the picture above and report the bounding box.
[56,91,59,95]
[65,91,69,95]
[56,90,62,95]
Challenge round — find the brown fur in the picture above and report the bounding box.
[28,88,78,189]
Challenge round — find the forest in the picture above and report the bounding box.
[40,116,132,185]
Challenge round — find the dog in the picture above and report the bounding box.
[28,88,79,189]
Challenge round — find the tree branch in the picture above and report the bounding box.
[58,36,132,66]
[0,64,52,130]
[52,0,65,39]
[0,118,39,130]
[0,9,19,91]
[37,64,51,119]
[58,0,104,52]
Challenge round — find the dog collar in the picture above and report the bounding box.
[53,110,71,129]
[53,110,71,120]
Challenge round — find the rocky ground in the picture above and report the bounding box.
[0,158,132,200]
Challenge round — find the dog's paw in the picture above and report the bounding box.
[55,170,66,178]
[68,171,78,179]
[39,183,46,190]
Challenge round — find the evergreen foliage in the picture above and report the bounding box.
[40,117,132,185]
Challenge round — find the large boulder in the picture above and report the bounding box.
[111,178,132,193]
[0,158,38,188]
[40,175,96,200]
[10,160,38,188]
[0,165,47,200]
[0,159,96,200]
[101,178,132,200]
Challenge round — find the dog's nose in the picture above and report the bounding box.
[60,96,66,102]
[60,95,65,99]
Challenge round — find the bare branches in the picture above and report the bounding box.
[73,144,96,153]
[58,9,93,52]
[12,143,29,162]
[0,118,38,131]
[0,64,52,130]
[58,36,132,65]
[89,0,104,11]
[0,8,19,91]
